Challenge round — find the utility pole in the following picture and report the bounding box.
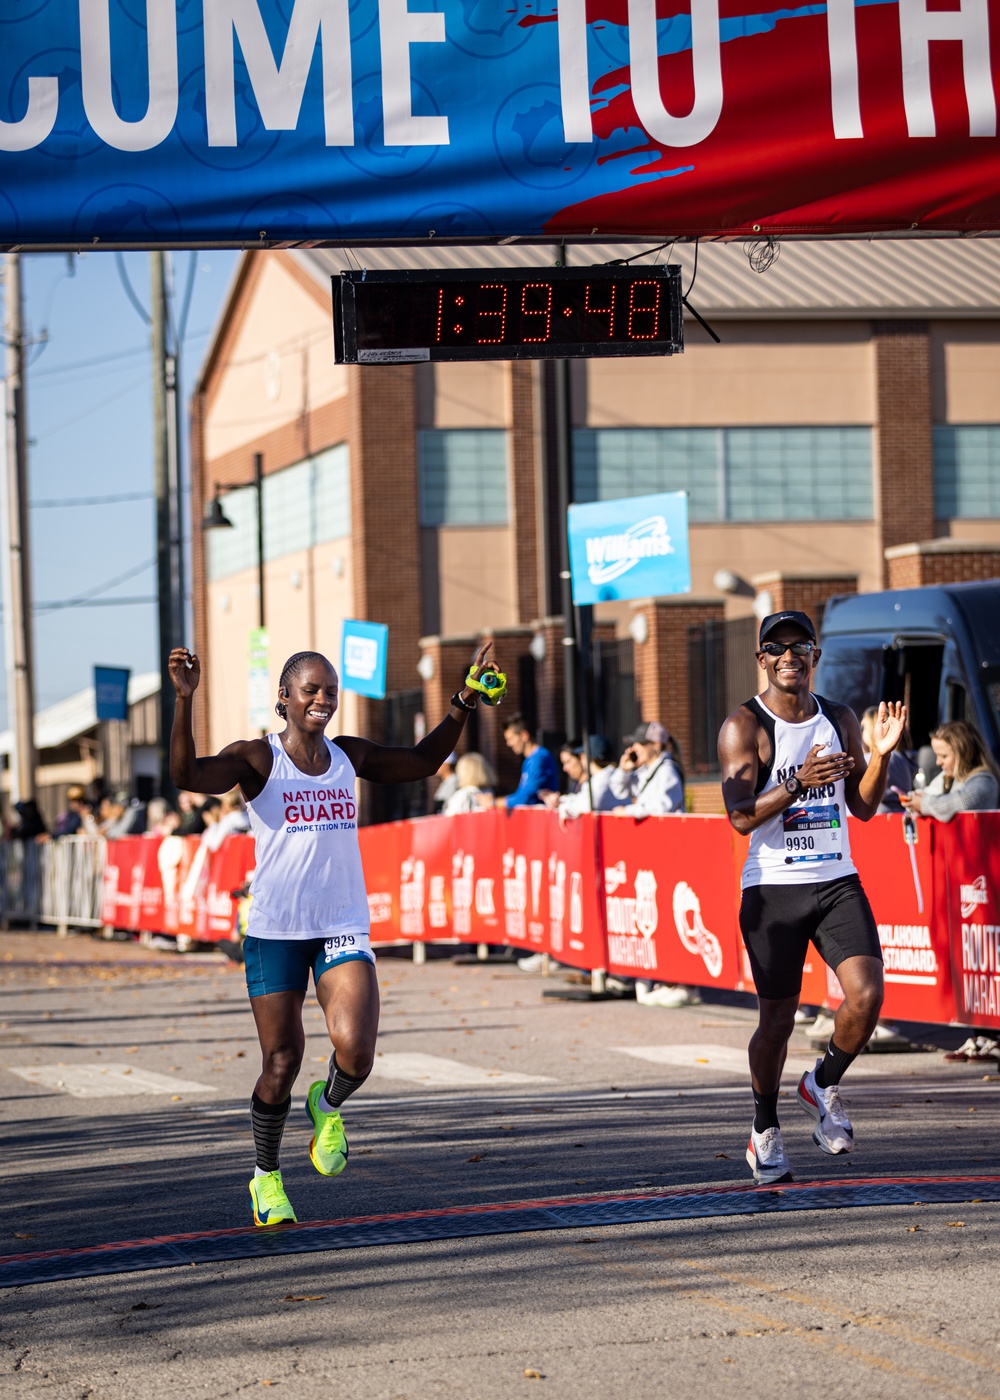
[151,252,179,802]
[2,252,39,808]
[553,246,580,743]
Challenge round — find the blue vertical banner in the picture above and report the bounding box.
[341,620,389,699]
[94,666,131,721]
[567,491,691,605]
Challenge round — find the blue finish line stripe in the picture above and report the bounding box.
[3,1176,998,1289]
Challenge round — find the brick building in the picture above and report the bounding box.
[190,240,1000,808]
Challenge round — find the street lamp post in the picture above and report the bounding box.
[202,455,267,735]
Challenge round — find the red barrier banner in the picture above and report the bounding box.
[939,814,1000,1030]
[600,815,743,987]
[101,811,1000,1033]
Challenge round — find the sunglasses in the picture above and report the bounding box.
[760,641,815,657]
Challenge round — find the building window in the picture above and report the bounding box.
[934,425,1000,518]
[206,444,350,582]
[418,429,509,527]
[572,427,873,522]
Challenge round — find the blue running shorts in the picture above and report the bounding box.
[244,934,375,998]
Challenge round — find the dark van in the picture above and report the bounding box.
[815,581,1000,762]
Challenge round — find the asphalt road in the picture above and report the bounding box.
[2,932,998,1400]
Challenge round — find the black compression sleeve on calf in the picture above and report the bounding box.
[250,1093,291,1172]
[814,1038,857,1089]
[322,1053,369,1111]
[752,1089,780,1133]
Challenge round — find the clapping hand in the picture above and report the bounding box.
[168,647,200,698]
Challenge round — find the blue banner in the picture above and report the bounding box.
[94,665,130,721]
[1,0,998,245]
[341,618,388,699]
[568,491,690,604]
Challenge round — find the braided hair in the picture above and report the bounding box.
[275,651,331,719]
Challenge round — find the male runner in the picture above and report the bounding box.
[717,610,906,1184]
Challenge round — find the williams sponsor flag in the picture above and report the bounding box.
[0,0,998,246]
[568,490,691,603]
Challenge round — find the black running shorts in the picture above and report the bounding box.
[738,874,882,1001]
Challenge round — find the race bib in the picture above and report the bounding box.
[782,802,845,865]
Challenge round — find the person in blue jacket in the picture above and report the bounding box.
[501,714,560,807]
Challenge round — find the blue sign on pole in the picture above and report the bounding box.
[94,666,131,722]
[567,492,691,605]
[341,620,388,700]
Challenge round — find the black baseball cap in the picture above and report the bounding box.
[758,610,817,646]
[575,734,614,764]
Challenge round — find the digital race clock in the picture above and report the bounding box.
[332,266,683,364]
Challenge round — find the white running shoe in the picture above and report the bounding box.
[516,952,547,973]
[806,1012,836,1044]
[635,982,701,1008]
[746,1126,794,1185]
[797,1062,854,1154]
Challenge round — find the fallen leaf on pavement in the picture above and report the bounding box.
[467,1155,482,1162]
[283,1294,325,1302]
[131,1302,162,1311]
[947,1221,965,1227]
[523,1369,543,1380]
[907,1226,921,1232]
[13,1233,34,1240]
[714,1153,731,1159]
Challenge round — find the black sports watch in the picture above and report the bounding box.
[784,775,804,798]
[450,689,477,713]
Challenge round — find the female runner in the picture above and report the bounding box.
[168,641,493,1226]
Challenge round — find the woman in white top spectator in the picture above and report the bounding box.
[609,721,684,815]
[442,752,496,814]
[543,735,618,819]
[903,721,999,821]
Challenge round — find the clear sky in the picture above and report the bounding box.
[0,249,240,724]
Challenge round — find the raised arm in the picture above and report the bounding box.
[843,700,907,821]
[168,647,271,797]
[337,642,494,785]
[719,708,853,836]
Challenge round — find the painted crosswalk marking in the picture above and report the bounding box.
[612,1043,887,1078]
[6,1063,215,1098]
[370,1053,554,1087]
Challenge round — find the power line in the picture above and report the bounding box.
[35,595,156,613]
[31,491,154,509]
[32,556,155,614]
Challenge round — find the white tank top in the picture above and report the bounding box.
[245,733,371,940]
[741,694,857,889]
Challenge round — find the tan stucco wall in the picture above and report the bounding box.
[206,259,347,462]
[206,537,357,752]
[421,526,517,636]
[584,321,874,427]
[422,362,508,428]
[930,321,1000,423]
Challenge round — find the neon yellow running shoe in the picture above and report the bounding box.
[248,1170,297,1227]
[305,1081,349,1177]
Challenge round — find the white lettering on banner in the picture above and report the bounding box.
[877,923,938,980]
[368,891,393,923]
[605,865,659,968]
[569,871,584,945]
[379,0,449,146]
[960,922,1000,974]
[557,0,593,142]
[627,0,723,147]
[503,848,528,941]
[399,857,425,936]
[963,971,1000,1018]
[343,634,380,681]
[549,855,566,952]
[475,878,496,917]
[428,874,448,929]
[899,0,996,137]
[827,0,863,138]
[585,517,674,587]
[0,73,58,152]
[452,851,474,935]
[205,0,354,147]
[960,876,989,919]
[80,0,178,151]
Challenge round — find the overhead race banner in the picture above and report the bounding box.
[0,0,998,246]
